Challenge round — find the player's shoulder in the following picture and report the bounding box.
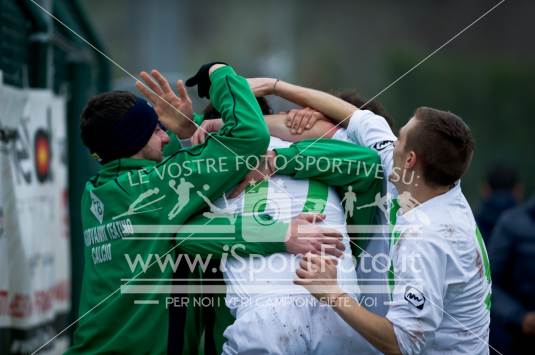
[419,183,474,225]
[397,198,475,251]
[347,110,397,144]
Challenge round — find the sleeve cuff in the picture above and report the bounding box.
[179,138,192,148]
[209,65,236,82]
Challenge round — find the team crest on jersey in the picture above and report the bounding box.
[404,286,425,310]
[90,190,104,224]
[372,140,394,151]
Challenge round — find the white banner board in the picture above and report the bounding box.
[0,81,70,355]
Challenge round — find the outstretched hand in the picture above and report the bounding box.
[136,70,195,138]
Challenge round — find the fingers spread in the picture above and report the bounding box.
[140,71,163,96]
[151,69,173,94]
[176,79,190,101]
[135,80,158,104]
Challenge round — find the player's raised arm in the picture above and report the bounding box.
[249,78,397,157]
[126,64,272,225]
[248,77,357,127]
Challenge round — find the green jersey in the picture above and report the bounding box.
[66,66,285,355]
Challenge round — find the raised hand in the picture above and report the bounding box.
[136,70,195,138]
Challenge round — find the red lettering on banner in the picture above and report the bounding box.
[34,290,52,313]
[10,294,32,318]
[50,281,69,302]
[1,282,70,319]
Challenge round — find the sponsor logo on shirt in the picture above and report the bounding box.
[372,141,394,152]
[372,140,394,151]
[90,190,105,224]
[404,286,425,310]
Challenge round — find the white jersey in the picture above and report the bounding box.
[337,110,491,354]
[218,137,377,355]
[333,109,399,316]
[386,183,491,355]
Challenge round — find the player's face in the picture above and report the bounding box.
[139,125,170,162]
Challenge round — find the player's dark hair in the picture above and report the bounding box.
[335,91,394,130]
[203,96,273,119]
[80,91,137,155]
[407,107,475,187]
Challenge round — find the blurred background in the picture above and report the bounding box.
[1,0,533,354]
[81,0,535,204]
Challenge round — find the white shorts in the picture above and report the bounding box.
[221,295,378,355]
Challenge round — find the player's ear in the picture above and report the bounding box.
[405,150,417,169]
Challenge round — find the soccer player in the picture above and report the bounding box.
[249,78,491,354]
[66,64,345,354]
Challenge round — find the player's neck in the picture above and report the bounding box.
[399,183,450,212]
